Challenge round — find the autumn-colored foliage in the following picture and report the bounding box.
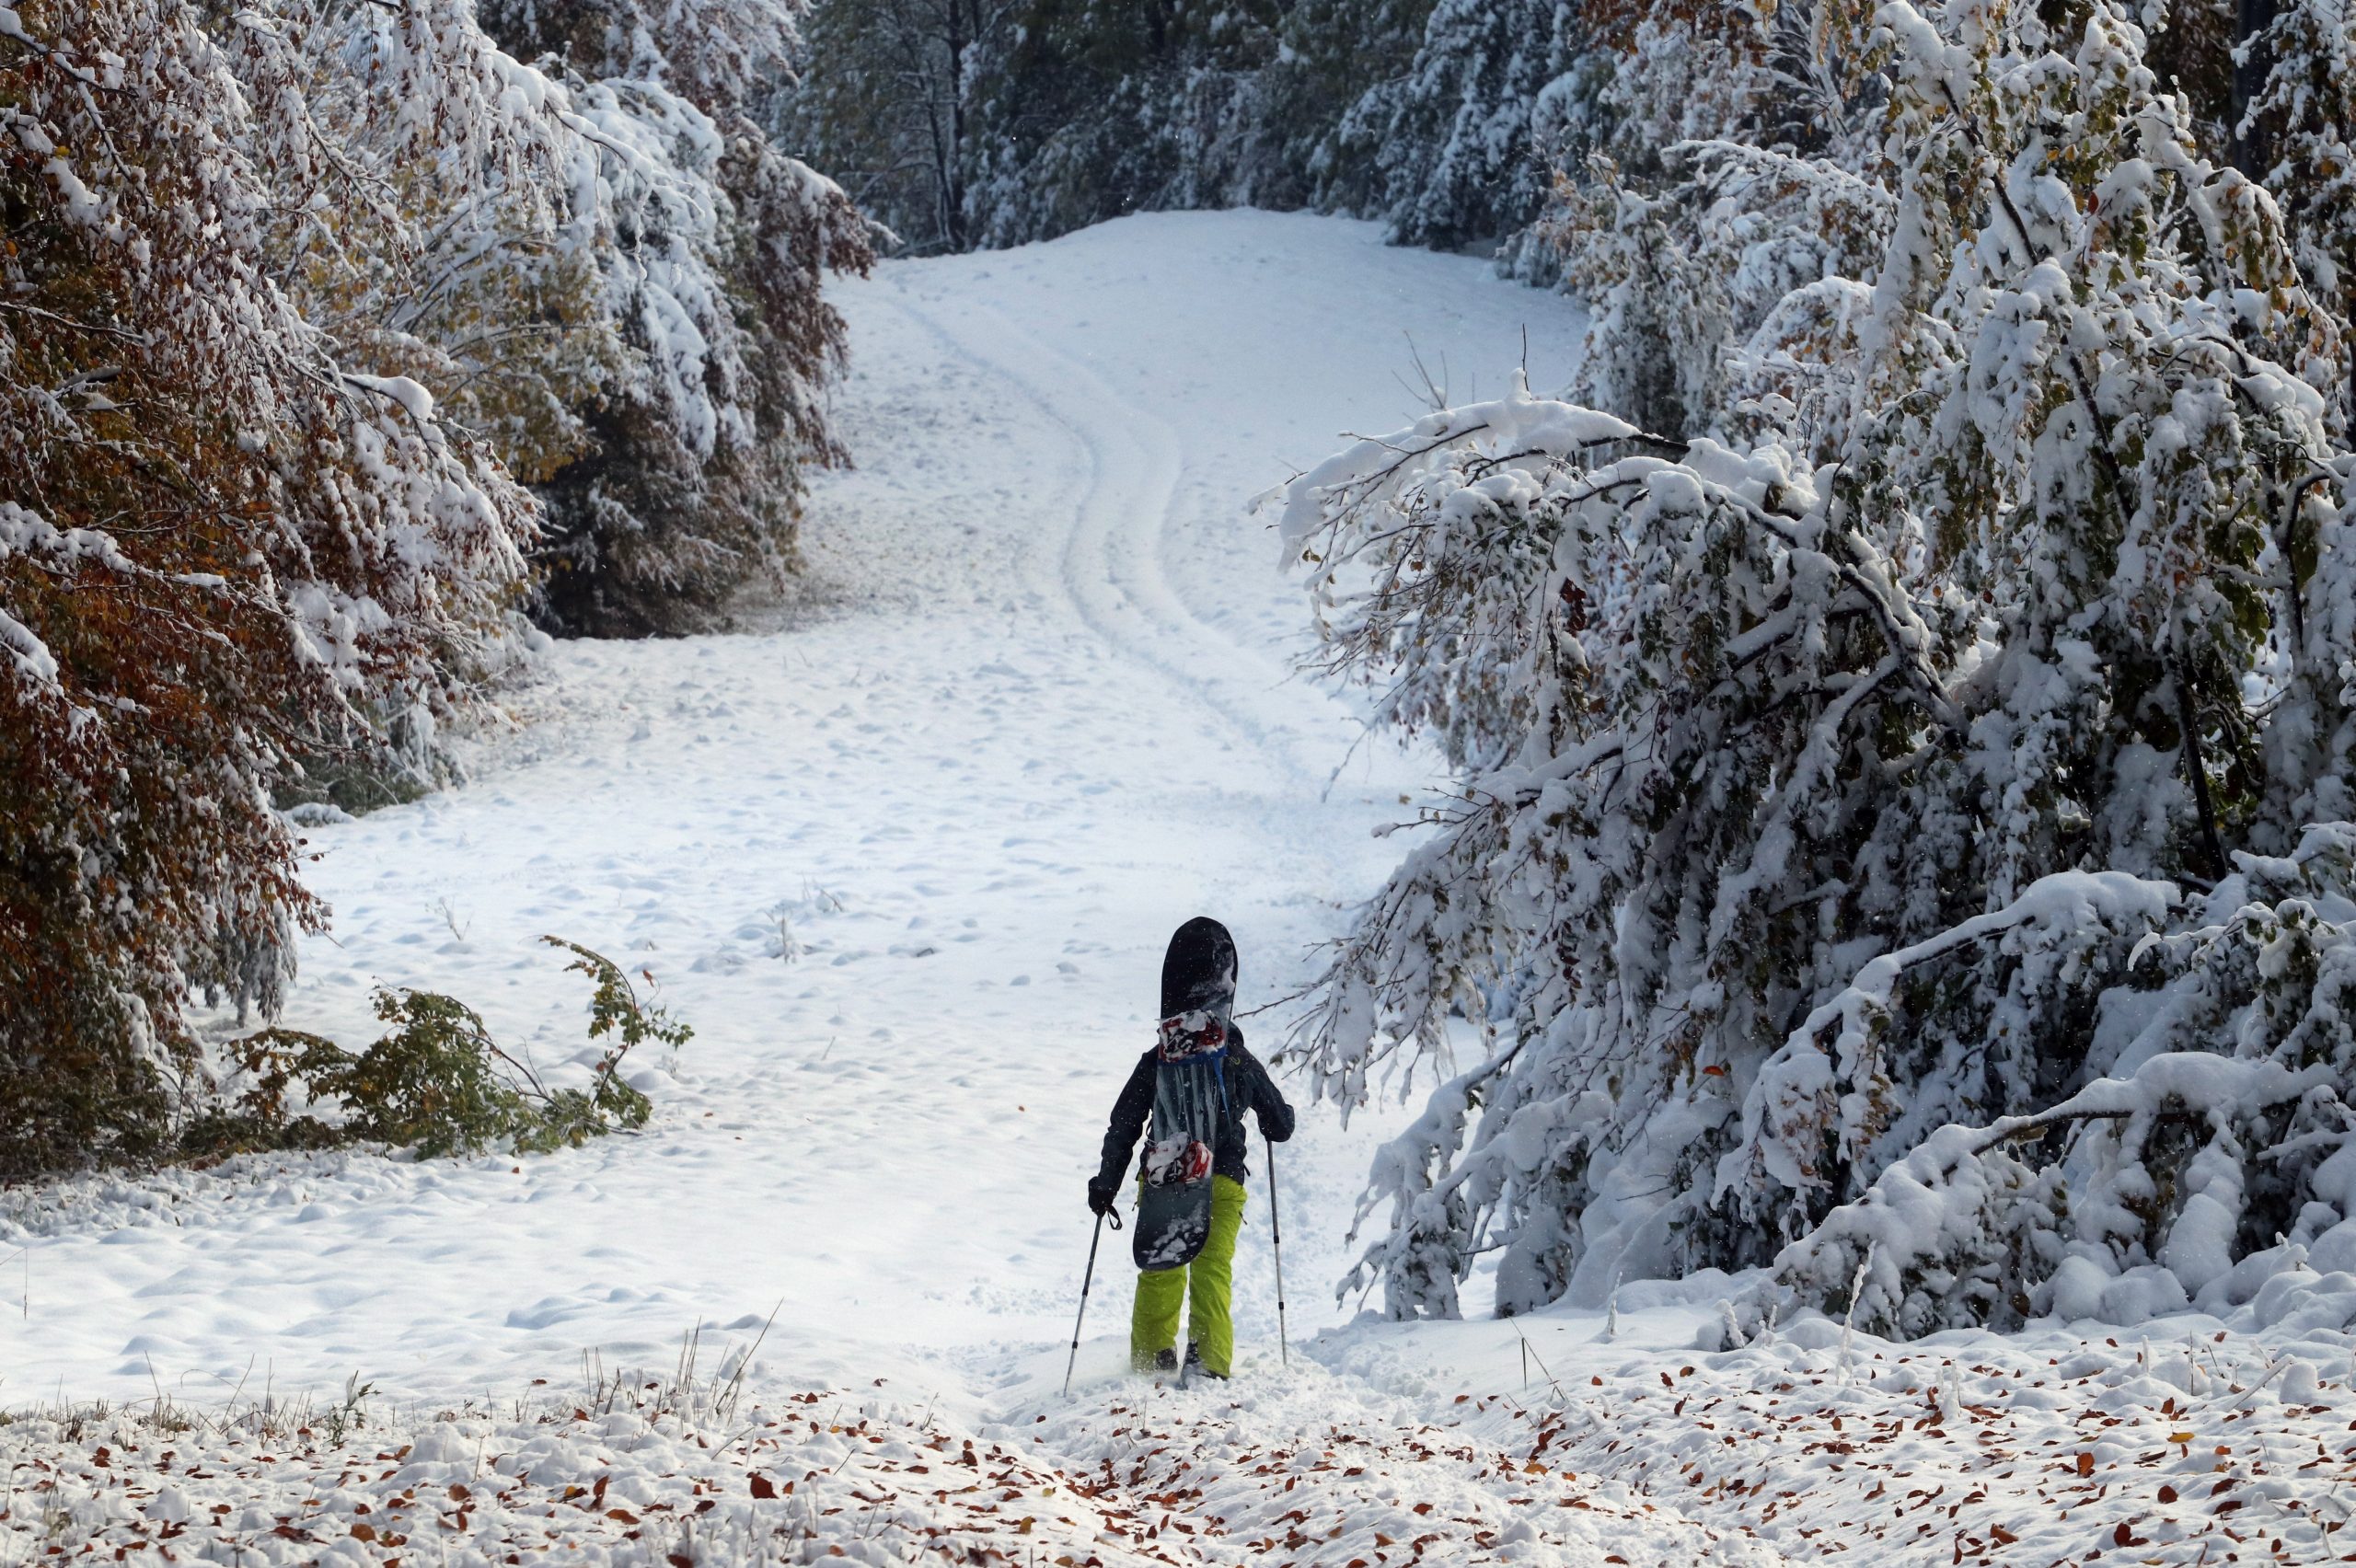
[2,0,878,1170]
[0,0,535,1173]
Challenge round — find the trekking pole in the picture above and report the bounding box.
[1265,1133,1288,1367]
[1062,1206,1121,1398]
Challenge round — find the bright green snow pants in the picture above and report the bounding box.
[1131,1174,1246,1376]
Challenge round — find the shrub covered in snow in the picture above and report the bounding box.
[1279,0,2356,1333]
[478,0,877,636]
[1774,828,2356,1335]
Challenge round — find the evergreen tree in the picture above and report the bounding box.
[1341,0,1567,249]
[2244,0,2356,424]
[785,0,1021,253]
[1269,0,1436,220]
[958,0,1293,248]
[784,0,1576,255]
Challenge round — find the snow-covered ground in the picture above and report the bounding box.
[6,213,2352,1566]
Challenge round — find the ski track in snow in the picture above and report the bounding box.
[6,213,2354,1567]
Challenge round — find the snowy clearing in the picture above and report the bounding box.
[6,213,2353,1567]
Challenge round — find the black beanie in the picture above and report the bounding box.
[1161,917,1238,1019]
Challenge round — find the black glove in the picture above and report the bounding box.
[1087,1178,1115,1216]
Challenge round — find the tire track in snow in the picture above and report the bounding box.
[884,287,1326,782]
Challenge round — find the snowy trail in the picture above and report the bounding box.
[2,212,1581,1409]
[0,212,1755,1566]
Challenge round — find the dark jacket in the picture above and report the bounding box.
[1094,1025,1295,1191]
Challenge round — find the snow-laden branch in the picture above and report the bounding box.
[1284,0,2356,1333]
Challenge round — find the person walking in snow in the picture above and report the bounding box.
[1087,917,1295,1380]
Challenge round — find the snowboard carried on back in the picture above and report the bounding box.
[1133,1009,1229,1271]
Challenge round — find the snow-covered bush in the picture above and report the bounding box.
[1775,827,2356,1334]
[1281,0,2356,1332]
[477,0,876,636]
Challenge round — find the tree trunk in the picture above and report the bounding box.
[942,0,968,249]
[2231,0,2275,174]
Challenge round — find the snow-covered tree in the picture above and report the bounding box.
[785,0,1022,252]
[953,0,1299,249]
[249,0,629,511]
[2243,0,2356,425]
[791,0,1589,255]
[0,0,537,1171]
[1524,0,1881,438]
[3,0,873,1172]
[1267,0,1435,221]
[1281,0,2356,1333]
[226,0,874,640]
[1334,0,1567,249]
[479,0,805,115]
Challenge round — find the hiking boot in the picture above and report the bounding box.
[1151,1348,1179,1374]
[1182,1344,1227,1381]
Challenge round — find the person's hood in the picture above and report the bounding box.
[1160,916,1237,1019]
